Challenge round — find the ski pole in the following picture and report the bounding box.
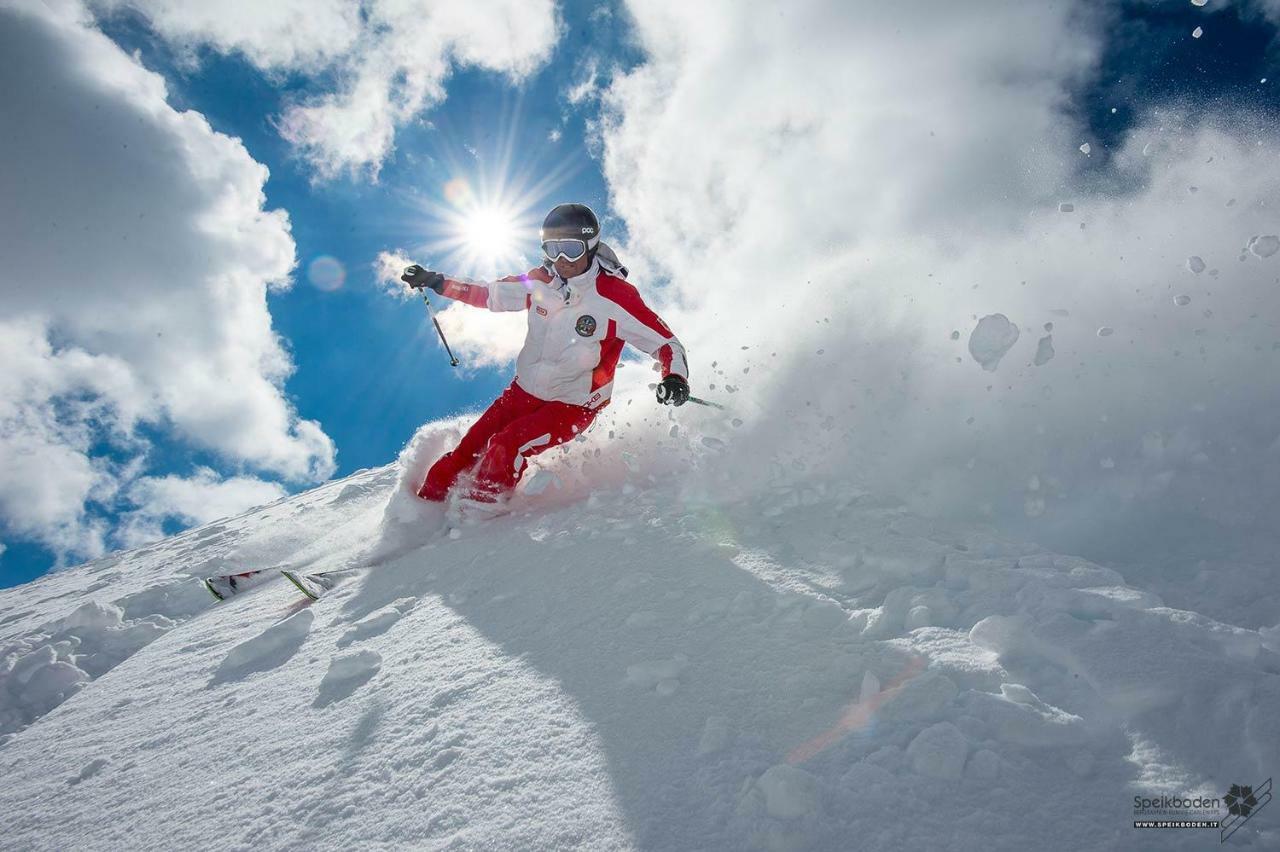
[688,395,726,410]
[649,383,728,412]
[421,290,460,367]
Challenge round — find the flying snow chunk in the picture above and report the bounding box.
[756,764,821,819]
[1058,203,1075,213]
[1174,294,1192,307]
[1191,0,1207,6]
[1033,335,1055,366]
[1097,326,1114,337]
[1247,235,1280,258]
[1192,26,1203,38]
[522,468,559,496]
[1079,143,1091,155]
[907,722,969,780]
[968,314,1020,372]
[1186,256,1206,274]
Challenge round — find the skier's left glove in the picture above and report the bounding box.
[402,264,446,294]
[656,374,690,407]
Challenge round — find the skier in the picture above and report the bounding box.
[401,202,690,513]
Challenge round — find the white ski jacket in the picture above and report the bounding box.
[438,254,688,410]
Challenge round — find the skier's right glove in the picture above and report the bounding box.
[402,264,446,294]
[656,374,690,407]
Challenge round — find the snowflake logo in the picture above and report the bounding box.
[1225,784,1258,817]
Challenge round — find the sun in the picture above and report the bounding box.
[445,202,531,279]
[415,182,543,280]
[460,205,518,261]
[394,97,586,281]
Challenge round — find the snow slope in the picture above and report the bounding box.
[1,420,1278,851]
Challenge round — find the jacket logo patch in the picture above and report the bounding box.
[536,305,548,316]
[575,315,597,337]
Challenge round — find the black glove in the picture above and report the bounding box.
[401,264,446,294]
[656,374,690,407]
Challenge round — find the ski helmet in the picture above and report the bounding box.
[541,203,600,263]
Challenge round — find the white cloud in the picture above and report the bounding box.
[373,251,525,369]
[117,467,287,547]
[431,304,527,370]
[90,0,361,71]
[0,0,334,561]
[99,0,561,179]
[599,0,1280,549]
[0,317,128,557]
[374,250,417,299]
[1240,0,1280,24]
[280,0,559,178]
[567,58,600,106]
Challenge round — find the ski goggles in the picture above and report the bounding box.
[541,238,590,262]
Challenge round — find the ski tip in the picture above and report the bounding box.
[203,578,225,602]
[280,570,320,601]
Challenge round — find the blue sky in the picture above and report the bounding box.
[3,0,1280,587]
[1,0,642,586]
[89,0,642,475]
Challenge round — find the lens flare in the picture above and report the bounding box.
[307,255,346,291]
[442,177,475,207]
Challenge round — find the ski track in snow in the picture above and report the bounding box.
[0,461,1277,850]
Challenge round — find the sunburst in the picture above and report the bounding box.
[397,99,584,282]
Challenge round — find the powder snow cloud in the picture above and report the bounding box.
[598,0,1280,553]
[0,0,334,564]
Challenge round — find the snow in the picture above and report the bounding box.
[1192,26,1203,39]
[1247,234,1279,258]
[0,418,1278,850]
[967,314,1020,372]
[754,763,821,819]
[906,721,968,779]
[1186,255,1206,273]
[1033,334,1055,366]
[1079,142,1091,155]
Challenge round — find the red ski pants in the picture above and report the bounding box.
[418,380,599,501]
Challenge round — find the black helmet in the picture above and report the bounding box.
[541,203,600,262]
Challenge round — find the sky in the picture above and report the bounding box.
[3,0,1280,588]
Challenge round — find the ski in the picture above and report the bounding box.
[280,569,341,601]
[201,523,439,605]
[203,568,339,602]
[203,569,274,601]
